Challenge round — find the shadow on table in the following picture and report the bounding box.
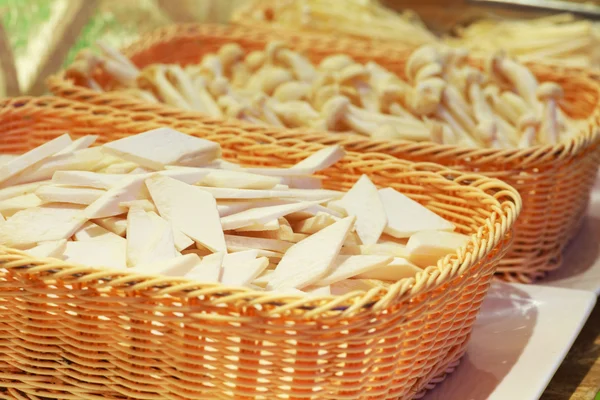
[423,283,538,400]
[544,214,600,288]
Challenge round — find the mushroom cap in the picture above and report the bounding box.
[251,92,269,108]
[218,96,249,118]
[415,77,446,99]
[199,55,223,79]
[380,83,406,104]
[269,100,320,127]
[462,66,485,87]
[321,95,350,130]
[415,63,443,82]
[273,81,311,102]
[311,84,340,110]
[218,43,245,69]
[536,82,564,101]
[208,76,230,97]
[265,41,288,64]
[318,54,355,73]
[337,64,370,84]
[245,51,267,71]
[443,46,469,67]
[406,45,441,82]
[260,66,294,94]
[482,85,501,104]
[485,51,511,86]
[517,113,541,131]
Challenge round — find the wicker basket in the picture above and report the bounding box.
[0,96,519,400]
[46,24,592,283]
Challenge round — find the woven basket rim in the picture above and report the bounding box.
[47,22,600,165]
[0,96,520,318]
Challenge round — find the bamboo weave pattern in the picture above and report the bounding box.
[47,24,600,283]
[0,97,520,400]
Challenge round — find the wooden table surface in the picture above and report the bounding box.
[541,302,600,400]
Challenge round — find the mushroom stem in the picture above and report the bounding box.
[245,66,294,95]
[436,106,481,147]
[536,82,563,144]
[191,76,223,118]
[408,77,445,115]
[96,40,139,79]
[218,96,266,125]
[442,85,478,138]
[165,65,211,113]
[268,100,320,128]
[280,49,317,82]
[490,54,540,109]
[137,66,190,109]
[517,113,540,148]
[483,87,522,125]
[252,94,285,127]
[405,45,442,83]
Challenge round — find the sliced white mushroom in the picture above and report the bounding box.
[0,134,72,186]
[102,127,221,170]
[64,239,127,270]
[55,135,98,156]
[221,256,269,286]
[0,193,43,216]
[318,254,393,286]
[268,216,355,290]
[379,187,455,238]
[0,204,88,248]
[355,257,422,281]
[126,207,178,268]
[146,175,226,253]
[185,251,224,283]
[24,239,67,259]
[35,185,105,205]
[337,175,387,246]
[220,201,321,231]
[131,253,201,276]
[406,230,470,268]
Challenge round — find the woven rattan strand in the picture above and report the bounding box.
[46,24,600,283]
[0,97,520,400]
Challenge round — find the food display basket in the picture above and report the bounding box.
[47,24,600,283]
[0,97,519,400]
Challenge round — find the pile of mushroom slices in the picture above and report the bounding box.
[0,128,469,296]
[68,41,583,149]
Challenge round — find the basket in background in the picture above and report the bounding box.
[0,96,520,400]
[46,24,599,283]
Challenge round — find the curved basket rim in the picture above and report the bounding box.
[0,96,521,318]
[46,22,600,165]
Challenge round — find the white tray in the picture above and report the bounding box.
[423,282,596,400]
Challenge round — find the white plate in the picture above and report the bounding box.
[542,173,600,294]
[423,282,596,400]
